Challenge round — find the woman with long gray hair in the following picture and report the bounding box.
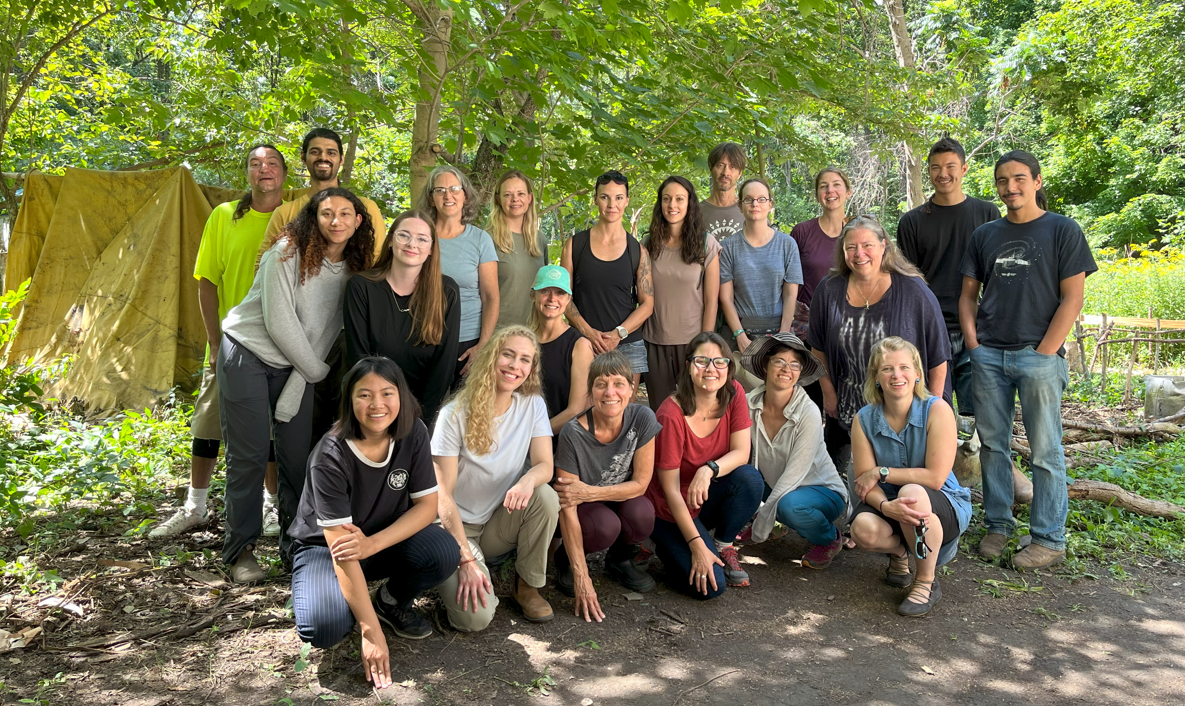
[417,165,499,385]
[806,215,951,478]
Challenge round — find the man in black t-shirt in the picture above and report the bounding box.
[959,151,1096,571]
[898,137,1000,418]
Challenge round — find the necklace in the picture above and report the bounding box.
[852,274,888,309]
[391,290,411,313]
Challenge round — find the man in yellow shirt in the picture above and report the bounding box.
[150,145,288,541]
[265,127,388,441]
[263,127,387,247]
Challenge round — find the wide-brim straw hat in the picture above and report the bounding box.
[740,332,825,387]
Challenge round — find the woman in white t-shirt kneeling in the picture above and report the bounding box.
[432,325,559,630]
[289,357,459,690]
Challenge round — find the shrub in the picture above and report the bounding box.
[1083,244,1185,319]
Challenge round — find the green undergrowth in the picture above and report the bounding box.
[962,435,1185,580]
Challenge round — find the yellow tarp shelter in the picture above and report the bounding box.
[4,167,306,412]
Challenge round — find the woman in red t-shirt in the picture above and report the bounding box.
[644,331,764,598]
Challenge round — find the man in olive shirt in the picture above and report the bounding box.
[266,128,387,441]
[701,142,746,243]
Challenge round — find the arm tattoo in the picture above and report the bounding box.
[638,248,654,297]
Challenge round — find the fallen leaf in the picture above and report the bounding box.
[39,597,86,617]
[581,699,594,706]
[99,560,150,570]
[623,592,644,601]
[921,665,935,675]
[184,570,226,587]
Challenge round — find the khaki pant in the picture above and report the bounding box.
[438,484,559,632]
[190,366,222,441]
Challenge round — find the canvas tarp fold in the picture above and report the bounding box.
[3,166,306,412]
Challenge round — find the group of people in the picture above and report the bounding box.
[149,130,1095,688]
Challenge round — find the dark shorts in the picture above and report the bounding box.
[852,485,959,553]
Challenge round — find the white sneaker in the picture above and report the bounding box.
[149,508,209,538]
[262,502,281,537]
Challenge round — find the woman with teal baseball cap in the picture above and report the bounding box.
[529,265,594,436]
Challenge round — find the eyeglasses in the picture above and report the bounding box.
[690,356,730,370]
[431,185,464,195]
[741,197,771,205]
[914,518,930,560]
[392,231,433,248]
[769,359,803,372]
[595,171,629,189]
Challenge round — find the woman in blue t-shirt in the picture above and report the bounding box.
[848,337,971,617]
[288,357,460,689]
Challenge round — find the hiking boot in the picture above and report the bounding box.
[554,550,575,598]
[897,579,941,617]
[802,537,843,570]
[230,550,266,583]
[718,546,749,587]
[1012,543,1065,570]
[885,550,913,588]
[512,575,554,623]
[977,532,1009,559]
[149,508,209,539]
[374,584,432,640]
[606,557,656,593]
[262,501,281,538]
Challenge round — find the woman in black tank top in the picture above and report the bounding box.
[528,266,594,434]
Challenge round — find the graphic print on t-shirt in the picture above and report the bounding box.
[706,218,739,242]
[992,241,1034,276]
[602,427,640,486]
[387,468,409,491]
[837,312,887,426]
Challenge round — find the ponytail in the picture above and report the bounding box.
[233,144,288,222]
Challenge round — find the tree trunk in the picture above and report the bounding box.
[883,0,924,210]
[407,1,453,202]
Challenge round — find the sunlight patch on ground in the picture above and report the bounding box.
[505,633,579,671]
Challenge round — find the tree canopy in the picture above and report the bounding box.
[2,0,1182,244]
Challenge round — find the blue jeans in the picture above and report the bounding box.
[970,345,1070,551]
[763,484,845,546]
[651,465,764,600]
[290,524,460,648]
[950,331,975,417]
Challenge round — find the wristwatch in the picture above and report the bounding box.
[878,466,890,483]
[616,325,629,339]
[706,460,721,480]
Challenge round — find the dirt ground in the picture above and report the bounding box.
[2,520,1184,706]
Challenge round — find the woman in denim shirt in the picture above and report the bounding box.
[849,337,971,616]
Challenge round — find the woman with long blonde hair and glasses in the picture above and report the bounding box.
[344,210,460,426]
[431,325,560,630]
[489,169,548,327]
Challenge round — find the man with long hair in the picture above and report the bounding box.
[149,144,288,540]
[959,150,1096,570]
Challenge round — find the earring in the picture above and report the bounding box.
[875,382,881,388]
[915,379,920,384]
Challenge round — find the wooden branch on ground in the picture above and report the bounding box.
[1062,420,1179,438]
[1068,479,1185,519]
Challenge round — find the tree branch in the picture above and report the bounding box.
[116,141,228,171]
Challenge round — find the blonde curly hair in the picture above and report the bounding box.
[454,325,544,456]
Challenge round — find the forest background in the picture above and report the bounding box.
[3,0,1183,283]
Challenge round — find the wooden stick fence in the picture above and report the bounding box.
[1073,314,1185,404]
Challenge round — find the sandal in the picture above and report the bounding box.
[897,578,942,617]
[885,549,912,588]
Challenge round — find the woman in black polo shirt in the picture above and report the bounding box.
[288,357,460,689]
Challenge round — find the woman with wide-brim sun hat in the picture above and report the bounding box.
[739,333,849,569]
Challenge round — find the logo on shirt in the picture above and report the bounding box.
[992,240,1033,278]
[387,469,409,491]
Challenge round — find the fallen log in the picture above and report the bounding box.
[969,479,1184,518]
[1061,420,1178,439]
[1067,479,1185,519]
